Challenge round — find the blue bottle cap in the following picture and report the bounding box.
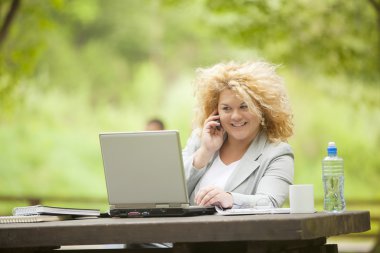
[327,142,337,156]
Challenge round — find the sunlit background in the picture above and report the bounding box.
[1,0,379,250]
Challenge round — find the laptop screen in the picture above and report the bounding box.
[99,131,189,207]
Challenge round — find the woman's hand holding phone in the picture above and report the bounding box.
[193,111,224,169]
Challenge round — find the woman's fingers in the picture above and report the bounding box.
[195,186,233,208]
[195,186,214,205]
[204,111,220,127]
[198,188,220,206]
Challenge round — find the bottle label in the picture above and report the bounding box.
[323,175,345,212]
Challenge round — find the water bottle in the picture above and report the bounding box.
[322,142,346,212]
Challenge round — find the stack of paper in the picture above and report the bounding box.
[215,206,290,216]
[12,205,100,217]
[0,205,101,224]
[0,215,71,224]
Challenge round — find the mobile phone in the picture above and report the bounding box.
[215,119,221,131]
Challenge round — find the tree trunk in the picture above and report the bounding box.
[0,0,21,48]
[368,0,380,70]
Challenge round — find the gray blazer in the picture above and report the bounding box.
[182,129,294,208]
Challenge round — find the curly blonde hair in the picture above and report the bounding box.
[193,61,294,142]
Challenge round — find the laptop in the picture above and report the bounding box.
[99,130,215,217]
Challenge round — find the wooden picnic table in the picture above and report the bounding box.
[0,210,370,253]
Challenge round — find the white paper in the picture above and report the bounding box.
[215,206,290,216]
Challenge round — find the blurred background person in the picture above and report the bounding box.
[145,118,165,131]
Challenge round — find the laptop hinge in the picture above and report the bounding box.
[155,204,170,208]
[155,203,190,208]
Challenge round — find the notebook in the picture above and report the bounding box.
[0,215,71,224]
[99,130,215,217]
[12,205,100,217]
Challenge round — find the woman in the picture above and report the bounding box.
[183,60,294,209]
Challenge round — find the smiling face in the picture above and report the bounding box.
[218,89,261,143]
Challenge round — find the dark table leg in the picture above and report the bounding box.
[173,237,338,253]
[0,239,337,253]
[0,246,59,253]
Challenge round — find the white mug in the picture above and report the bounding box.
[289,184,315,214]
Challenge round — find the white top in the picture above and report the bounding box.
[197,155,240,191]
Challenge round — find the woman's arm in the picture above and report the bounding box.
[182,129,208,195]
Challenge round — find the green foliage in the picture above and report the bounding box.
[204,0,380,80]
[0,0,379,215]
[0,0,60,103]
